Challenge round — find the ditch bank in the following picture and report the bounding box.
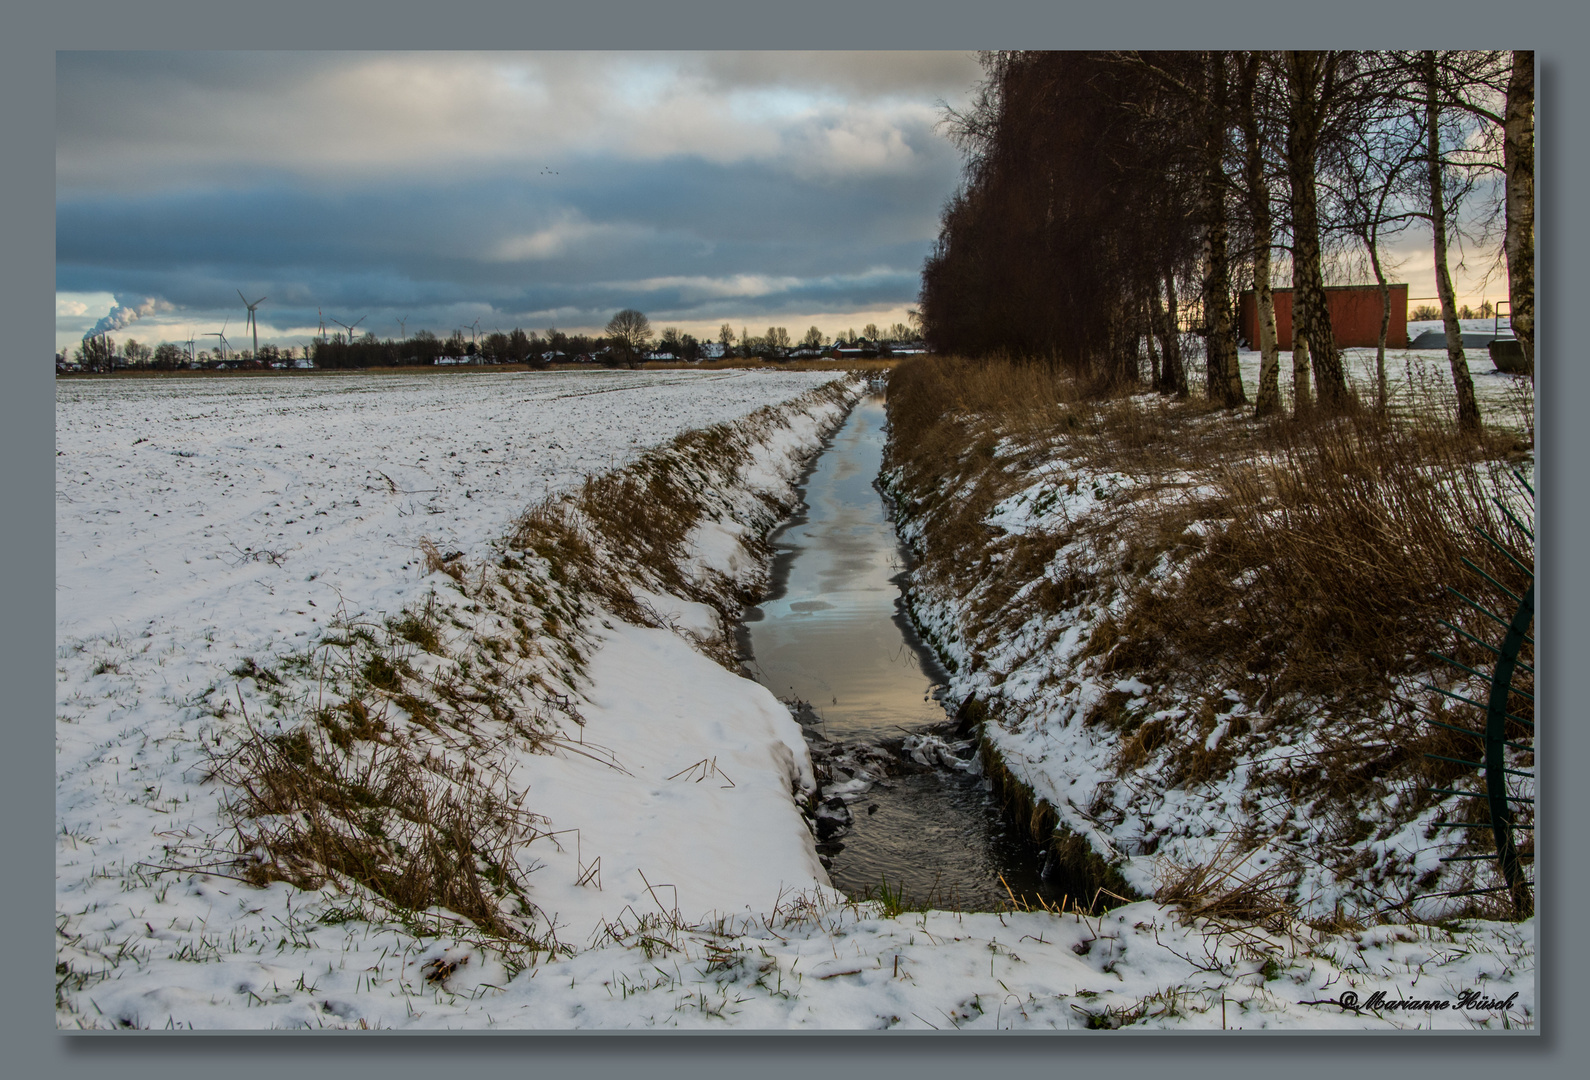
[100,379,867,975]
[878,357,1535,927]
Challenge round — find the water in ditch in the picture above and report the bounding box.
[738,390,1062,911]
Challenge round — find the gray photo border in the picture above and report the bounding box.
[8,1,1585,1076]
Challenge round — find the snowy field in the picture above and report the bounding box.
[1235,319,1534,431]
[56,369,842,655]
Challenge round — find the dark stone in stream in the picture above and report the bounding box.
[813,795,854,840]
[815,817,849,841]
[954,696,990,739]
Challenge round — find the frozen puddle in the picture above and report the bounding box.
[739,391,1055,910]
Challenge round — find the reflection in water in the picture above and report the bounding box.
[741,393,1054,910]
[743,394,945,740]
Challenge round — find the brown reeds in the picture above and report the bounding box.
[1121,405,1532,704]
[213,718,551,947]
[1154,839,1300,935]
[888,355,1532,711]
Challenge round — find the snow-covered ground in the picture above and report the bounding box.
[1235,325,1534,431]
[55,369,851,1028]
[56,369,844,656]
[875,350,1535,1029]
[1404,317,1517,340]
[56,365,1532,1030]
[56,889,1534,1030]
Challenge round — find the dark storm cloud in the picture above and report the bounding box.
[56,51,982,345]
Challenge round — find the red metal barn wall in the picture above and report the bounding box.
[1239,284,1409,350]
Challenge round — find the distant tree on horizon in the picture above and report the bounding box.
[605,309,653,369]
[153,342,187,369]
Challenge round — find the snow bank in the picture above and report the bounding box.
[61,891,1532,1030]
[56,369,858,1028]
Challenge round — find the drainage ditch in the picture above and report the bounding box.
[737,390,1081,911]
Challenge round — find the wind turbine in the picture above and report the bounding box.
[237,290,267,360]
[203,318,231,362]
[330,314,366,344]
[396,313,409,340]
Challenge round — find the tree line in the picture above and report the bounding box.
[920,50,1534,434]
[64,336,302,372]
[63,314,925,373]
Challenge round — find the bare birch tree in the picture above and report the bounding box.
[1280,50,1353,415]
[1504,51,1535,370]
[1235,51,1283,416]
[1419,50,1483,434]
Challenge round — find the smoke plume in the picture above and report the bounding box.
[83,296,169,340]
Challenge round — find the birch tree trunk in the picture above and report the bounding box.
[1370,240,1391,412]
[1143,298,1161,387]
[1504,49,1535,373]
[1424,50,1483,434]
[1291,330,1313,418]
[1238,54,1282,417]
[1284,50,1349,412]
[1201,51,1246,408]
[1158,268,1188,397]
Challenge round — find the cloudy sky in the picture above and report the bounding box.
[55,50,1511,358]
[56,51,984,353]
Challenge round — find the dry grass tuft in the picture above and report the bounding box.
[418,537,467,583]
[1155,840,1299,935]
[213,718,552,948]
[1129,408,1531,704]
